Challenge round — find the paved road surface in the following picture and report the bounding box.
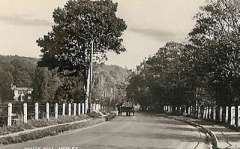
[3,113,209,149]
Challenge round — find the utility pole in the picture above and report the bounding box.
[89,40,94,113]
[86,40,94,113]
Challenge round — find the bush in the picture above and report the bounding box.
[87,111,102,118]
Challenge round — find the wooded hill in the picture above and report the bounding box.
[0,55,130,105]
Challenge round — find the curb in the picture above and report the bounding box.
[164,115,219,149]
[181,119,218,149]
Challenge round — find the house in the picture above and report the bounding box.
[11,84,33,101]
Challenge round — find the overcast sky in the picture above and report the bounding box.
[0,0,206,69]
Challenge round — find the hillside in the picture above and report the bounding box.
[0,55,130,104]
[92,63,131,105]
[0,55,38,65]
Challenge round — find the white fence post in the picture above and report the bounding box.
[85,102,88,113]
[209,107,212,120]
[219,106,223,122]
[68,103,71,116]
[213,107,216,121]
[23,103,27,123]
[98,104,101,111]
[35,103,39,120]
[55,103,58,119]
[7,103,12,126]
[73,103,76,116]
[78,103,81,115]
[190,106,193,116]
[206,107,209,119]
[46,102,49,120]
[225,106,229,123]
[230,106,235,126]
[62,103,65,116]
[187,107,190,115]
[238,106,240,127]
[82,103,85,114]
[197,107,201,118]
[202,108,205,119]
[206,108,209,119]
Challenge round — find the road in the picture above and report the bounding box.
[3,113,209,149]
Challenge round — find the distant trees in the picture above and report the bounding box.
[31,63,130,104]
[11,59,35,87]
[0,54,130,104]
[0,56,37,103]
[127,42,193,111]
[91,64,130,106]
[0,66,13,103]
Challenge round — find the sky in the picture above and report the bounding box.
[0,0,206,69]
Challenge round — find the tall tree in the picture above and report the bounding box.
[32,67,50,102]
[32,67,61,102]
[37,0,127,103]
[189,0,240,105]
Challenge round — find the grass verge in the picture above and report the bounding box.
[0,115,88,136]
[0,112,116,145]
[0,118,104,145]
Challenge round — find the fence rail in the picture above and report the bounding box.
[1,102,104,126]
[163,105,240,127]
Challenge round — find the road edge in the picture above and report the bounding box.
[163,114,219,149]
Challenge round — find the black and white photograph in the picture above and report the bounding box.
[0,0,240,148]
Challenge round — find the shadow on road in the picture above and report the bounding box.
[74,144,173,149]
[88,131,204,142]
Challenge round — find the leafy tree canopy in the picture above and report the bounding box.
[189,0,240,105]
[37,0,127,77]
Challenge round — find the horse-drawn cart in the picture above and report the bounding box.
[117,102,135,116]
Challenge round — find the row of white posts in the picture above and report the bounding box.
[7,102,103,126]
[163,105,240,127]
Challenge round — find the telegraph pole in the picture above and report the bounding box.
[86,40,94,113]
[89,40,94,113]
